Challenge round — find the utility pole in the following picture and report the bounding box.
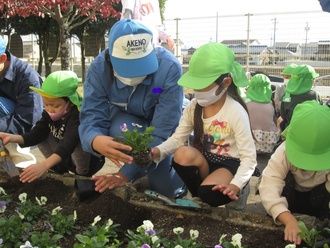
[216,12,218,43]
[304,22,310,60]
[246,13,252,72]
[271,18,277,65]
[174,18,180,59]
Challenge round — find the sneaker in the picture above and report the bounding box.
[225,183,250,211]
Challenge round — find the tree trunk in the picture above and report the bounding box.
[80,36,86,83]
[4,30,12,50]
[59,28,70,71]
[37,34,43,75]
[41,35,52,77]
[38,48,44,75]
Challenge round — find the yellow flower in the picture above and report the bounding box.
[92,215,101,226]
[18,193,27,203]
[51,206,62,215]
[173,227,184,234]
[190,229,199,239]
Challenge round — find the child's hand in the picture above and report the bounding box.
[0,132,21,144]
[151,147,160,161]
[284,221,302,245]
[19,163,47,183]
[212,184,240,201]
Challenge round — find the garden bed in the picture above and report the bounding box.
[0,169,291,247]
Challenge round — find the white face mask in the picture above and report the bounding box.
[114,71,147,86]
[283,78,290,86]
[194,85,227,107]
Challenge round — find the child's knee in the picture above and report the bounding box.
[198,185,232,207]
[173,146,197,164]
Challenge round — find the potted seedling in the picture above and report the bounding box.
[117,123,155,167]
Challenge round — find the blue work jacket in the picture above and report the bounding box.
[79,46,183,156]
[0,52,43,134]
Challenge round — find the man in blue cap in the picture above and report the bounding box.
[79,19,185,199]
[0,36,43,134]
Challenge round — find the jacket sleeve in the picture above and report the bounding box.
[229,105,257,190]
[0,78,43,135]
[155,99,195,162]
[259,142,291,224]
[149,53,183,147]
[79,54,112,155]
[21,111,51,146]
[6,59,43,134]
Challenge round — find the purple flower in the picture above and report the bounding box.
[141,244,151,248]
[145,229,156,236]
[120,123,128,132]
[0,201,6,213]
[214,246,223,248]
[44,222,53,230]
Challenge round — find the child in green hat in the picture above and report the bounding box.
[273,63,297,115]
[152,42,257,210]
[245,74,280,154]
[0,71,104,183]
[258,100,330,245]
[279,64,323,131]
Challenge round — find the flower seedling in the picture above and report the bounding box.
[298,220,330,248]
[117,123,155,167]
[126,220,168,248]
[117,123,155,154]
[74,215,121,248]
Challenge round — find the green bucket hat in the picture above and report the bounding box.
[282,100,330,171]
[178,42,248,90]
[285,64,319,95]
[280,63,298,76]
[246,74,272,103]
[30,71,82,109]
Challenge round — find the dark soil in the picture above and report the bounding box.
[0,170,292,248]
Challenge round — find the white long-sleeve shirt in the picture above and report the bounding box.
[156,96,257,190]
[259,142,330,224]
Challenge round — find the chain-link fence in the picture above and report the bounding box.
[163,10,330,83]
[3,10,330,88]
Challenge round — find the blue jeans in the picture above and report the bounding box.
[108,110,185,198]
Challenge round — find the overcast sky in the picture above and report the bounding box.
[164,0,324,19]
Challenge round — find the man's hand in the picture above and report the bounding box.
[92,135,133,167]
[92,172,129,193]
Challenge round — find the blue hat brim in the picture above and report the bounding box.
[111,51,158,78]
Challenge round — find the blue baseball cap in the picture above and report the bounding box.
[0,36,6,54]
[108,19,158,78]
